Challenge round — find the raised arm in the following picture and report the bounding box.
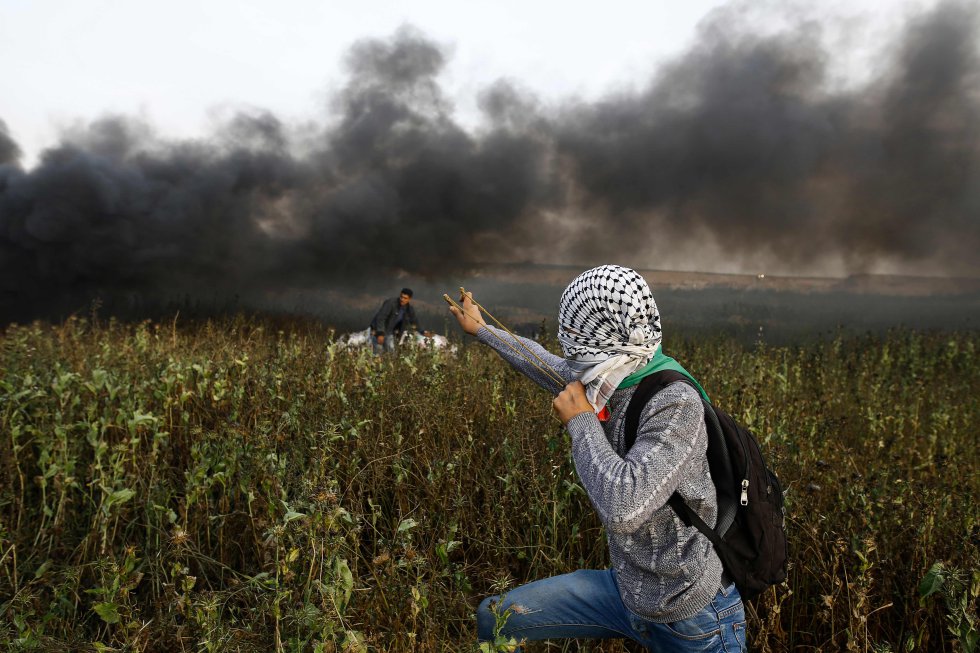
[477,325,575,394]
[447,291,575,395]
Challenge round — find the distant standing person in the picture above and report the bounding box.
[370,288,428,354]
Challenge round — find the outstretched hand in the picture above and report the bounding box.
[446,291,487,336]
[553,381,595,425]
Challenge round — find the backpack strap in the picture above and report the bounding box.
[624,370,734,543]
[623,370,693,452]
[666,494,719,544]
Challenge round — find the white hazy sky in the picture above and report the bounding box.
[2,0,918,167]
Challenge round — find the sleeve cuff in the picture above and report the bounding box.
[475,325,494,343]
[566,410,600,435]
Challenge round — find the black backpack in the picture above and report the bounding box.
[624,370,788,601]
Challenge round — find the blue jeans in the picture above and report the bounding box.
[477,569,746,652]
[371,333,394,355]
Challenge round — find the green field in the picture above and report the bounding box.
[1,316,977,651]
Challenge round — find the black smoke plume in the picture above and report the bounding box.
[1,4,978,323]
[0,28,553,321]
[555,1,980,274]
[0,120,20,166]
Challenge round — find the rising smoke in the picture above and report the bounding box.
[1,2,978,322]
[555,1,980,273]
[0,120,21,167]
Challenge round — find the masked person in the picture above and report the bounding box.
[448,265,745,652]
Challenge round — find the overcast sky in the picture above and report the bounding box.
[2,0,917,167]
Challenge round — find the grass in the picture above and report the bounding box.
[0,314,977,651]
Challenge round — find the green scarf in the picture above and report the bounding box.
[618,349,710,403]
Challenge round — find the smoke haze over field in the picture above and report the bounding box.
[1,1,979,322]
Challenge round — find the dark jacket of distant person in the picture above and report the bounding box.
[370,290,420,337]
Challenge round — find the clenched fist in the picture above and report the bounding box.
[553,381,595,425]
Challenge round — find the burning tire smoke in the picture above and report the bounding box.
[1,1,978,322]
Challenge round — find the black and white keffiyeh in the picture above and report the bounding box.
[558,265,662,411]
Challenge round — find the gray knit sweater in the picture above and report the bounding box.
[477,326,724,622]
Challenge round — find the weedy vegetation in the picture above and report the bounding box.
[0,315,977,652]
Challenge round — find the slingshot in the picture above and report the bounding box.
[443,287,566,389]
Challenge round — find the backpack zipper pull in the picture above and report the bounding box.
[741,479,750,506]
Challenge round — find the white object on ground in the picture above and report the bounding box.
[339,328,456,353]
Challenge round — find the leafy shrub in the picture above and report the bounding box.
[0,316,976,651]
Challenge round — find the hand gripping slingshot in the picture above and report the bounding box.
[443,287,565,389]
